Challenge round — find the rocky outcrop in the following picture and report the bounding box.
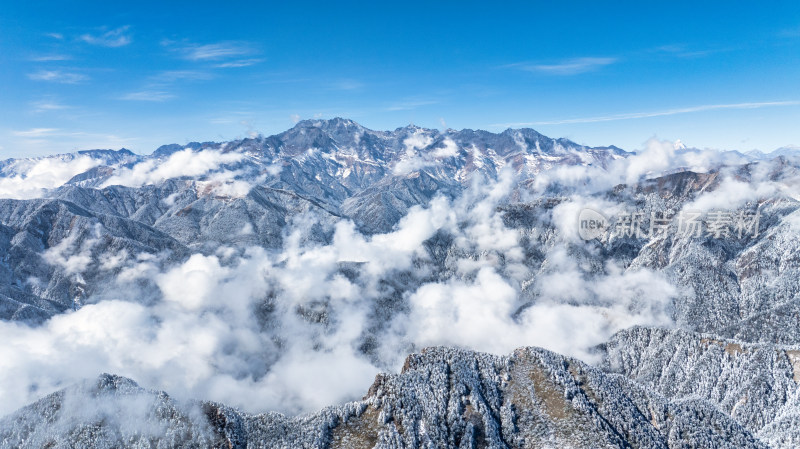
[0,346,769,448]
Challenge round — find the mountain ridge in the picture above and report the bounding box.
[1,118,800,447]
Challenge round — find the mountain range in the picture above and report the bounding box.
[0,118,799,448]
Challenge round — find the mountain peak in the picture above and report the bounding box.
[293,117,361,130]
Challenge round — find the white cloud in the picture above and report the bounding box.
[514,57,618,75]
[623,138,676,184]
[195,169,263,198]
[44,224,103,276]
[101,148,244,188]
[684,176,778,212]
[19,138,792,420]
[393,136,462,175]
[28,70,88,84]
[158,254,229,311]
[0,170,686,418]
[79,26,132,47]
[30,100,70,113]
[12,128,59,137]
[386,99,438,111]
[527,137,754,194]
[152,70,213,82]
[393,132,433,174]
[178,42,255,61]
[0,155,103,199]
[119,90,176,102]
[432,137,458,158]
[29,54,71,62]
[403,263,673,362]
[405,267,519,350]
[497,100,800,127]
[119,71,213,103]
[403,132,433,151]
[393,131,451,175]
[214,58,264,68]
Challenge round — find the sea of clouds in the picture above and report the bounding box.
[0,138,796,417]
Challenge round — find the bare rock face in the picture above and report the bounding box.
[329,346,764,449]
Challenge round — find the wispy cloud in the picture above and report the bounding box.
[79,26,132,47]
[27,70,88,83]
[12,128,59,137]
[29,54,71,62]
[386,99,438,111]
[494,101,800,127]
[119,90,176,102]
[123,70,215,102]
[45,32,64,40]
[652,44,718,59]
[121,71,212,103]
[174,41,255,61]
[214,58,264,68]
[30,100,70,113]
[152,70,213,82]
[330,79,364,91]
[511,57,618,75]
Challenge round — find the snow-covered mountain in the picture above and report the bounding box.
[1,119,799,448]
[1,347,769,448]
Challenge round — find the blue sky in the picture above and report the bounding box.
[1,0,799,157]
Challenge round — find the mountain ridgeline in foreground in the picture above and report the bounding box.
[1,118,800,448]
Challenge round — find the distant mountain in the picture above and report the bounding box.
[745,145,800,160]
[772,145,800,159]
